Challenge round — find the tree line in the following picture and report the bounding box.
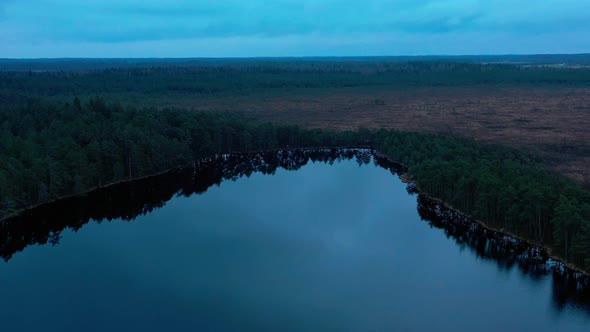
[3,61,590,107]
[0,149,373,261]
[1,97,589,270]
[0,97,362,218]
[373,131,590,269]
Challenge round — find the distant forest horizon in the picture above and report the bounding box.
[2,53,590,71]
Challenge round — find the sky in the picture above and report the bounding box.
[1,0,589,58]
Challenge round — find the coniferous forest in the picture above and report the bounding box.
[3,60,590,108]
[1,60,589,272]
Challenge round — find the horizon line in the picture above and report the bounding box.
[2,53,590,61]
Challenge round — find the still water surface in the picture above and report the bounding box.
[0,155,588,331]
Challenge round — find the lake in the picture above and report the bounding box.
[1,149,589,331]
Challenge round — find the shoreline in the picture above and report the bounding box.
[0,147,369,223]
[373,151,590,280]
[2,147,589,280]
[0,165,189,223]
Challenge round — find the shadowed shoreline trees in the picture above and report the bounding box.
[373,130,590,270]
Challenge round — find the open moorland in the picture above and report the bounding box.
[192,86,590,183]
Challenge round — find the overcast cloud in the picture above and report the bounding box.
[1,0,588,57]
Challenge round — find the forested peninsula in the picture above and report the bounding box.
[1,97,589,273]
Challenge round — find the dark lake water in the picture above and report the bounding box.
[1,150,589,331]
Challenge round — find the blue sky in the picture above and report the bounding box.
[1,0,589,58]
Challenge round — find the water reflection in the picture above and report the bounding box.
[1,148,589,313]
[0,149,376,261]
[417,193,590,313]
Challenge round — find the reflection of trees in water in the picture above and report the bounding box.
[417,193,590,312]
[1,147,589,312]
[0,148,374,262]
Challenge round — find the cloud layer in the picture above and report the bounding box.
[1,0,589,57]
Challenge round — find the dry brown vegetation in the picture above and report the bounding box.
[187,86,590,183]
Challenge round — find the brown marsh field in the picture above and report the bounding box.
[188,86,590,184]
